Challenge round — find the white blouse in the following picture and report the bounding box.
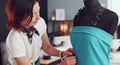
[6,18,47,65]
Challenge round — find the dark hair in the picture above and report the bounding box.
[6,0,39,30]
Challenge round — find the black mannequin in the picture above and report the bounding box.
[74,0,118,35]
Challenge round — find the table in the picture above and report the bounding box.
[40,56,60,65]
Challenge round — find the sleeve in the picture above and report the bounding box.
[34,18,47,35]
[7,32,26,57]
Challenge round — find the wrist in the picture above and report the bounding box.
[59,51,64,61]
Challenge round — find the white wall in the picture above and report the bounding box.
[48,0,107,20]
[107,0,120,25]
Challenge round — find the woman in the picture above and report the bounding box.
[70,0,118,65]
[5,0,76,65]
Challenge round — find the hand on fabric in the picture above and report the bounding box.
[62,48,75,57]
[58,56,76,65]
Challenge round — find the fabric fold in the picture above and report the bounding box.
[70,26,113,65]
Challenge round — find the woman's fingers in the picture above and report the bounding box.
[64,56,76,65]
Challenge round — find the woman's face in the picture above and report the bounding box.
[21,2,40,28]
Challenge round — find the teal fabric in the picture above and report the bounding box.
[70,26,113,65]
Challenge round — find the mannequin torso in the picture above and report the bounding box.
[73,0,118,35]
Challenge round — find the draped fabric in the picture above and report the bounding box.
[70,26,113,65]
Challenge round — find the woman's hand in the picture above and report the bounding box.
[62,48,75,57]
[58,56,76,65]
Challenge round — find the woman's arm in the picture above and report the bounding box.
[42,32,60,56]
[42,32,75,57]
[42,32,76,65]
[14,56,32,65]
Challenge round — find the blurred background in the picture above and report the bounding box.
[0,0,120,65]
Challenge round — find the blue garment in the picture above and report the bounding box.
[35,59,40,65]
[70,26,113,65]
